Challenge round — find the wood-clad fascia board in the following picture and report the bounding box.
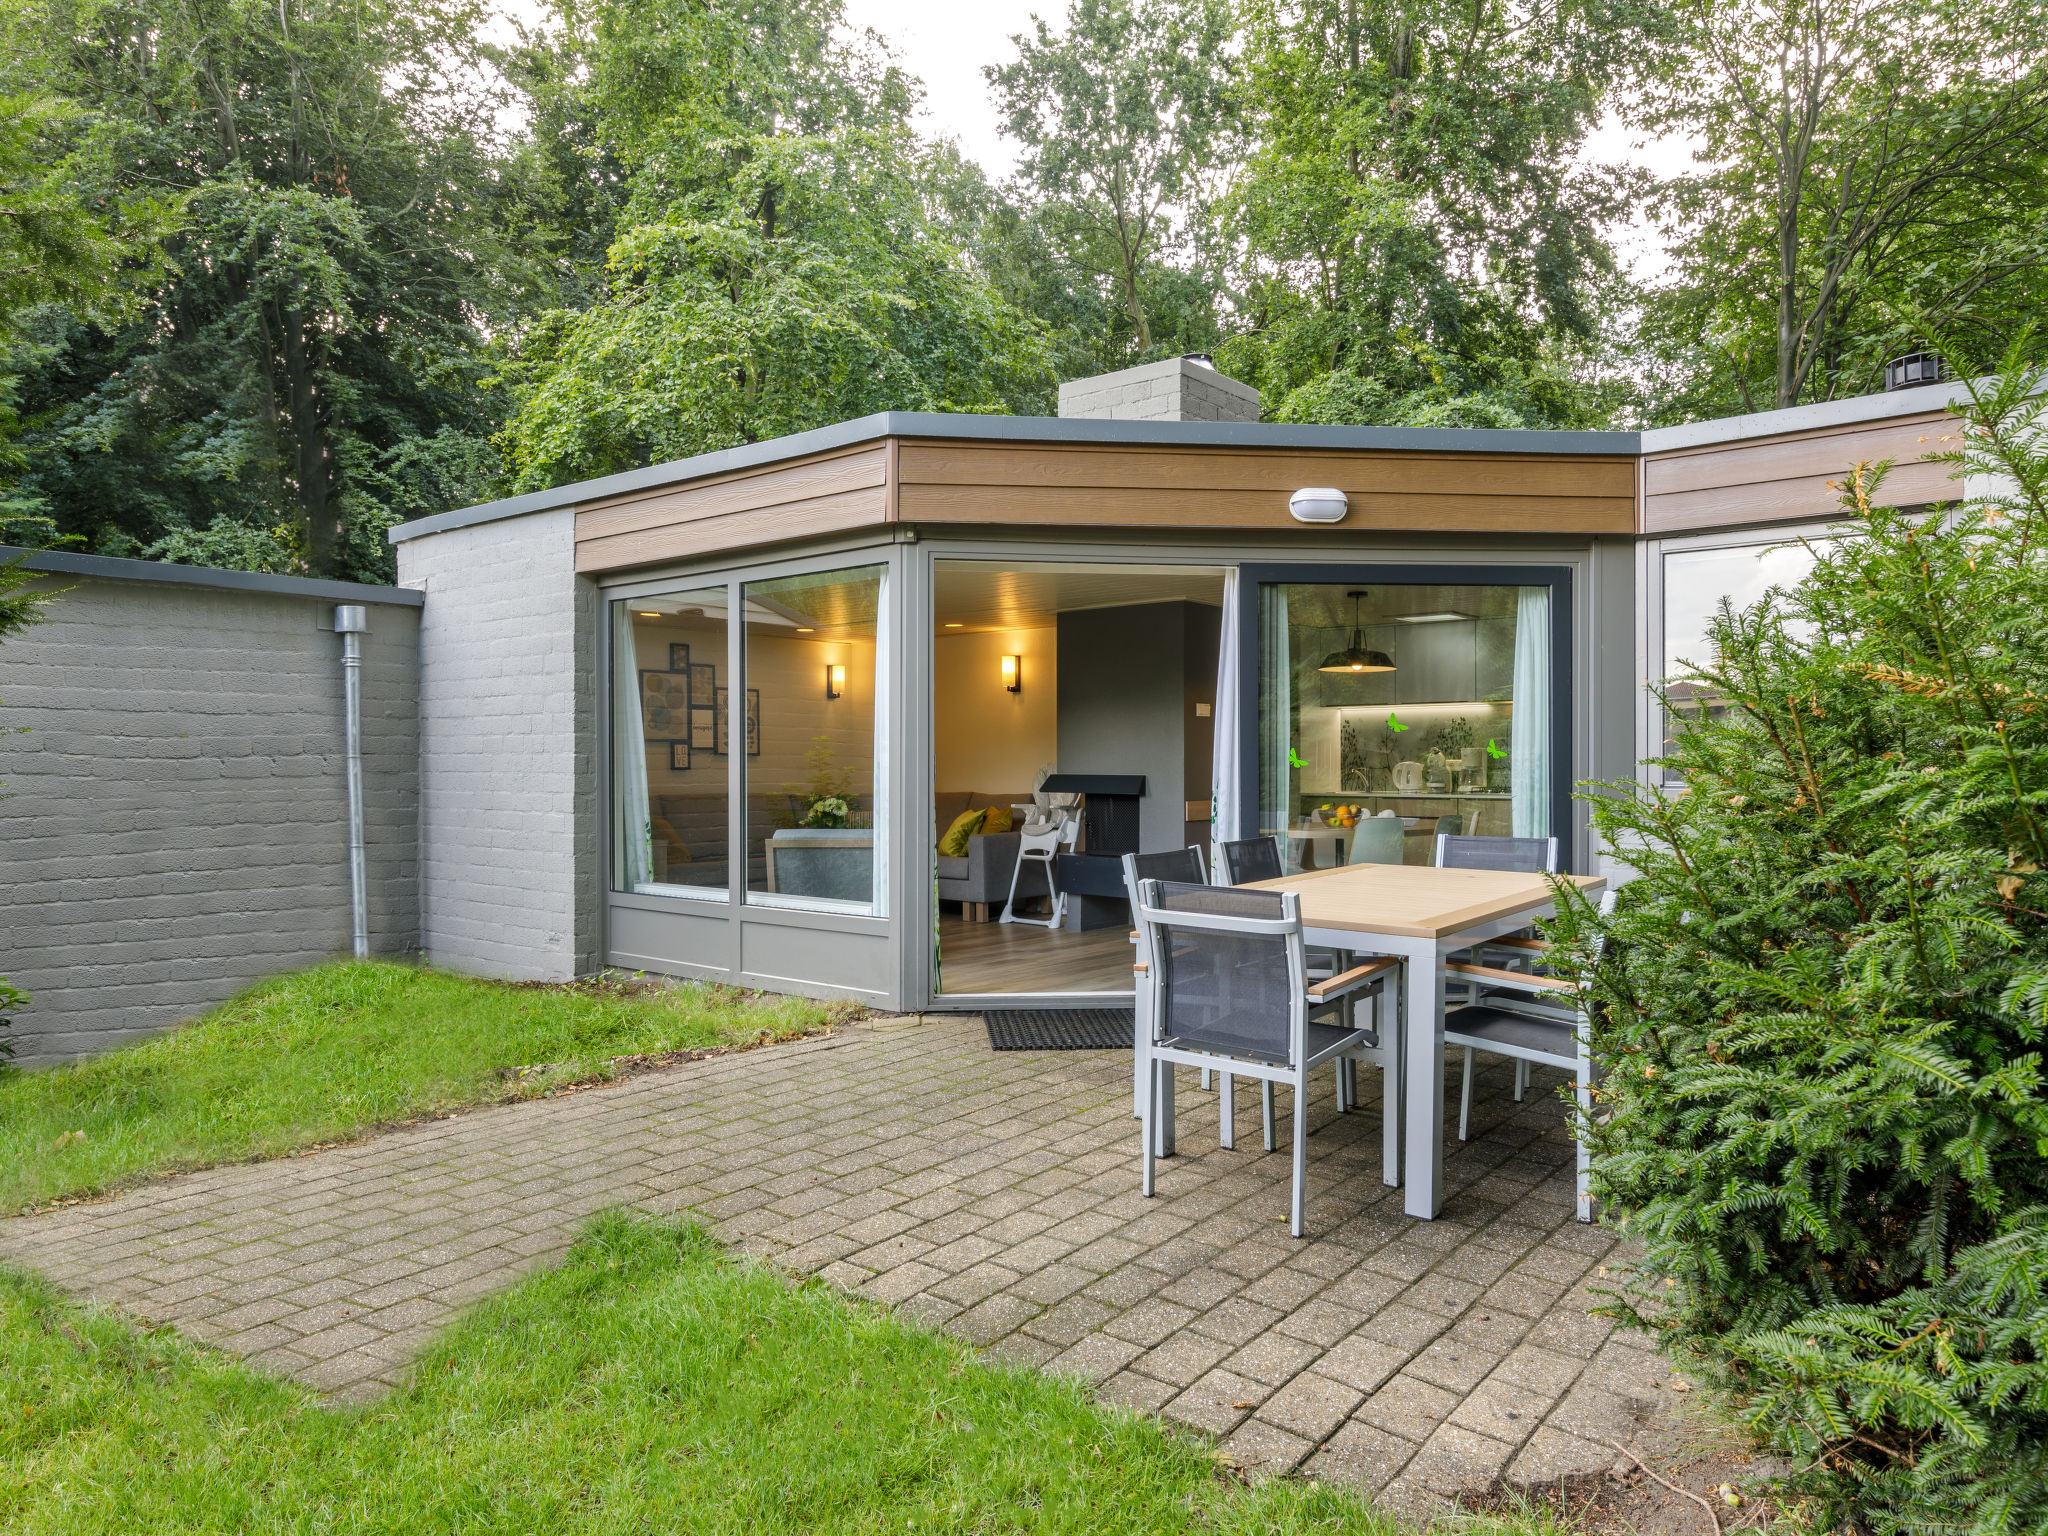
[573,485,886,572]
[1642,412,1955,498]
[1642,455,1954,535]
[898,439,1636,500]
[897,482,1634,534]
[575,444,888,542]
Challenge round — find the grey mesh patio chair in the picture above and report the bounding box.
[1433,833,1561,1101]
[1210,834,1406,1136]
[1132,879,1396,1237]
[1442,890,1616,1222]
[1219,836,1283,886]
[1122,846,1213,1111]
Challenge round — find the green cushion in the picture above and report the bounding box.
[938,808,987,858]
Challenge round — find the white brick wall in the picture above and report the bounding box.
[1056,357,1262,423]
[0,576,420,1064]
[398,509,600,981]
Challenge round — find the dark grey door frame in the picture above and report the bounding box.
[1232,562,1577,871]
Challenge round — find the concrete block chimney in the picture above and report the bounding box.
[1057,354,1262,424]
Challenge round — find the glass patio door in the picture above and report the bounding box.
[1244,570,1571,871]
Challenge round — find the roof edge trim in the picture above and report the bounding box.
[2,547,425,605]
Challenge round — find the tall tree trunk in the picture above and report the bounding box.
[280,310,335,575]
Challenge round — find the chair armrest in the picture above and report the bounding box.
[1488,936,1551,954]
[1305,956,1400,1002]
[1133,960,1148,974]
[1445,961,1574,993]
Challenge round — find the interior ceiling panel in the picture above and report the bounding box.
[932,563,1228,632]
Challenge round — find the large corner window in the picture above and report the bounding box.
[611,588,732,899]
[743,564,887,915]
[1658,538,1820,781]
[1257,580,1560,869]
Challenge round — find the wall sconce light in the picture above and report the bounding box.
[1001,654,1021,693]
[825,663,847,700]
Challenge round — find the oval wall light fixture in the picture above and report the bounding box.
[1289,487,1349,524]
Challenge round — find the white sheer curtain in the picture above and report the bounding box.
[1258,585,1296,868]
[611,602,653,889]
[868,568,891,916]
[1210,569,1239,877]
[1511,586,1551,838]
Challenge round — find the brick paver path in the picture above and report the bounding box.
[0,1015,1670,1514]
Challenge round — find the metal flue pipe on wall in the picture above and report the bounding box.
[335,604,370,959]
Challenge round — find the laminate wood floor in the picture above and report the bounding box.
[936,914,1135,996]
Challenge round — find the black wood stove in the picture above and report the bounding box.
[1040,773,1147,929]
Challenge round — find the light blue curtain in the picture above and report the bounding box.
[1511,586,1550,838]
[611,602,654,889]
[1210,569,1238,878]
[1258,585,1295,867]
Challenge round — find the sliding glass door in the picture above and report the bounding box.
[1241,568,1572,870]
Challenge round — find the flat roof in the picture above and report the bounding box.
[389,383,1978,547]
[3,546,425,605]
[389,411,1641,545]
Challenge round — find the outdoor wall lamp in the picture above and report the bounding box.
[825,663,847,700]
[1001,654,1021,693]
[1289,486,1349,524]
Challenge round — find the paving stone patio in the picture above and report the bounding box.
[0,1014,1674,1514]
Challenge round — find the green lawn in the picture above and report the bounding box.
[0,960,853,1213]
[0,1210,1458,1535]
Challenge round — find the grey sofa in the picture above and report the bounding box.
[934,791,1042,921]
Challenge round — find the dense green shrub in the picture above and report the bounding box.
[1566,353,2048,1531]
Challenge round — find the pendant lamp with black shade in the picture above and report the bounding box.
[1317,590,1396,674]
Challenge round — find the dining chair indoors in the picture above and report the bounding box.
[1442,890,1616,1221]
[1132,879,1398,1236]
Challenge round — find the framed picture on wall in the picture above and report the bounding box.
[717,687,760,756]
[668,642,690,672]
[689,705,718,751]
[689,661,717,710]
[669,740,690,771]
[639,670,688,739]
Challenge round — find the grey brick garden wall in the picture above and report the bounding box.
[0,554,422,1065]
[397,507,601,982]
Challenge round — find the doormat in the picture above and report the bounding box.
[983,1009,1134,1052]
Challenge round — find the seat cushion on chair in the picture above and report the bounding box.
[1444,1004,1575,1063]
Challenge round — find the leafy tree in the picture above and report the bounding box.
[1637,0,2048,417]
[0,0,535,581]
[986,0,1233,361]
[1218,0,1644,426]
[500,0,1054,490]
[1568,345,2048,1527]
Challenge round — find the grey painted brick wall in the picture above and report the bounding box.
[398,508,600,982]
[1057,357,1262,423]
[0,574,420,1065]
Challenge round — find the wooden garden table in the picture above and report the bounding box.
[1249,862,1605,1219]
